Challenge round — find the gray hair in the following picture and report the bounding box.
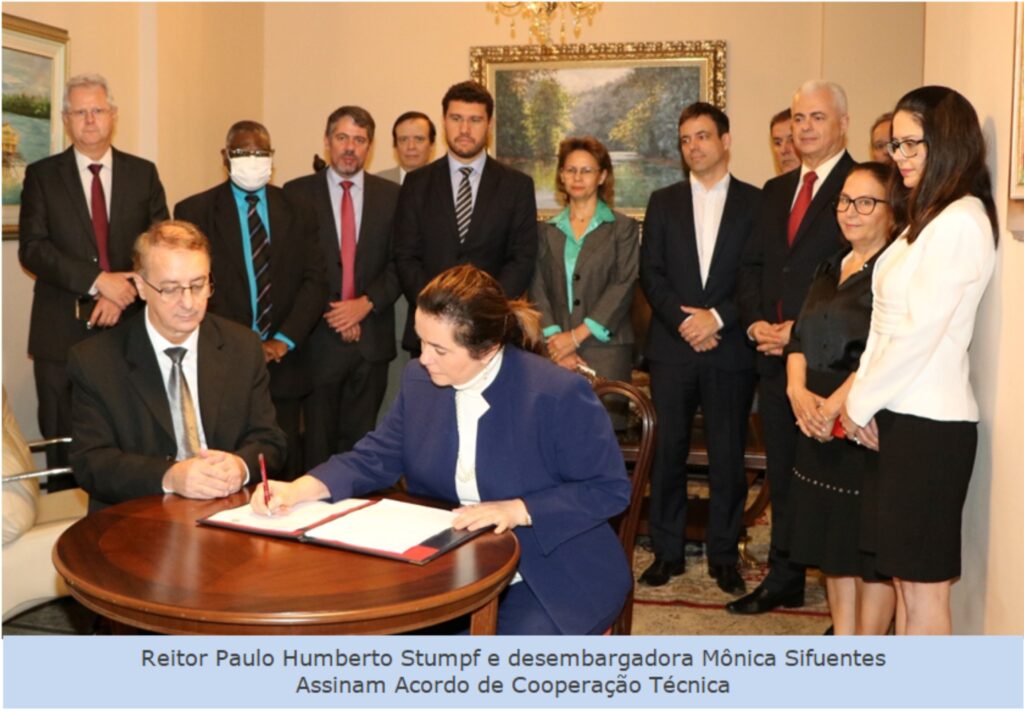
[793,80,848,117]
[63,73,116,112]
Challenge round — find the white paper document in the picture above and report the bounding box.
[304,498,457,553]
[203,498,371,534]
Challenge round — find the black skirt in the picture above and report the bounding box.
[862,410,977,582]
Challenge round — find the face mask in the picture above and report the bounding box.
[229,156,273,192]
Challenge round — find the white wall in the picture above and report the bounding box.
[922,2,1024,635]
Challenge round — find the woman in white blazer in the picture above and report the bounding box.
[841,86,998,635]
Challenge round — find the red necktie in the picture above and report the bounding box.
[787,170,817,247]
[88,164,110,271]
[339,181,356,301]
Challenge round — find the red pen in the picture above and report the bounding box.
[259,453,270,508]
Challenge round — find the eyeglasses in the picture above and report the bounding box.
[835,195,888,215]
[886,138,927,159]
[227,149,275,159]
[560,167,599,177]
[139,275,213,303]
[65,107,112,121]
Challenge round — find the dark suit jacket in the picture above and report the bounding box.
[174,182,326,398]
[640,176,762,371]
[68,312,286,512]
[309,346,632,634]
[283,170,401,377]
[393,155,539,349]
[18,146,169,362]
[738,152,855,376]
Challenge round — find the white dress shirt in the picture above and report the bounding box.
[791,149,845,208]
[326,167,364,241]
[846,196,995,426]
[691,171,730,287]
[447,151,487,214]
[73,147,112,217]
[144,312,209,458]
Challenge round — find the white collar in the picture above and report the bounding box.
[453,347,504,395]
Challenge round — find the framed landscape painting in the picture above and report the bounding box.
[471,40,726,218]
[3,13,68,238]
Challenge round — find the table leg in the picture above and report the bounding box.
[468,596,499,635]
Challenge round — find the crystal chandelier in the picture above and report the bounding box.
[486,2,602,45]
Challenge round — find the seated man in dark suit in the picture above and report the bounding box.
[175,121,326,476]
[393,80,538,353]
[68,220,286,512]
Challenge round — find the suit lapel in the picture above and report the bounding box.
[431,158,460,243]
[547,224,571,314]
[124,315,176,444]
[677,182,704,288]
[706,177,740,284]
[108,148,128,263]
[356,177,380,286]
[791,152,849,249]
[196,318,226,443]
[265,186,291,315]
[465,157,499,245]
[57,148,96,246]
[213,182,251,298]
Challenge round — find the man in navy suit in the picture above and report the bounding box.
[732,80,855,614]
[639,102,761,594]
[393,81,538,353]
[19,74,169,477]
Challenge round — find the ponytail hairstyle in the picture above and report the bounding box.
[417,265,543,357]
[890,86,998,246]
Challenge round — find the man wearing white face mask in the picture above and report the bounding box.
[175,121,326,478]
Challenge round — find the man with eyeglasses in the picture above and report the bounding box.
[283,106,401,467]
[175,121,326,477]
[638,102,761,594]
[67,220,286,512]
[393,80,538,355]
[378,111,436,185]
[18,73,169,485]
[734,79,856,616]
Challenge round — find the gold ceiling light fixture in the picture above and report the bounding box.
[486,2,602,45]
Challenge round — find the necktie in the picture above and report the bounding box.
[340,181,357,301]
[164,347,202,459]
[245,194,273,339]
[88,164,110,271]
[787,170,818,246]
[455,167,473,242]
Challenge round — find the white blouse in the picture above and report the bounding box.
[846,196,995,426]
[453,347,504,505]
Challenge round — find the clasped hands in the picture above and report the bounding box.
[89,272,138,328]
[840,405,880,451]
[678,306,720,352]
[163,449,247,499]
[546,331,588,372]
[749,320,793,357]
[325,295,372,342]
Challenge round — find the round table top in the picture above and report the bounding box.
[53,492,520,634]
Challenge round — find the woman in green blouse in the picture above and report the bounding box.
[529,137,640,384]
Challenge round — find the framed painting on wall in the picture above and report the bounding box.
[1012,3,1024,200]
[2,13,68,238]
[470,40,727,218]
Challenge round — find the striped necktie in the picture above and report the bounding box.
[455,166,473,242]
[245,194,273,339]
[164,347,202,459]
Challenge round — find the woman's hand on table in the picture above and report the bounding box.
[249,475,330,516]
[453,498,530,534]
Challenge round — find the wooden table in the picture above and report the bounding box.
[52,492,520,635]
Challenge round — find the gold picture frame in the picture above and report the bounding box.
[3,13,69,238]
[470,40,726,217]
[1011,3,1024,200]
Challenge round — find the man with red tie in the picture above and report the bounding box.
[19,74,169,480]
[734,80,855,614]
[283,107,401,468]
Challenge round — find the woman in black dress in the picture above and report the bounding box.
[785,163,895,635]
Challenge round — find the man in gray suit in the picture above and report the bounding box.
[377,111,436,186]
[284,106,401,467]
